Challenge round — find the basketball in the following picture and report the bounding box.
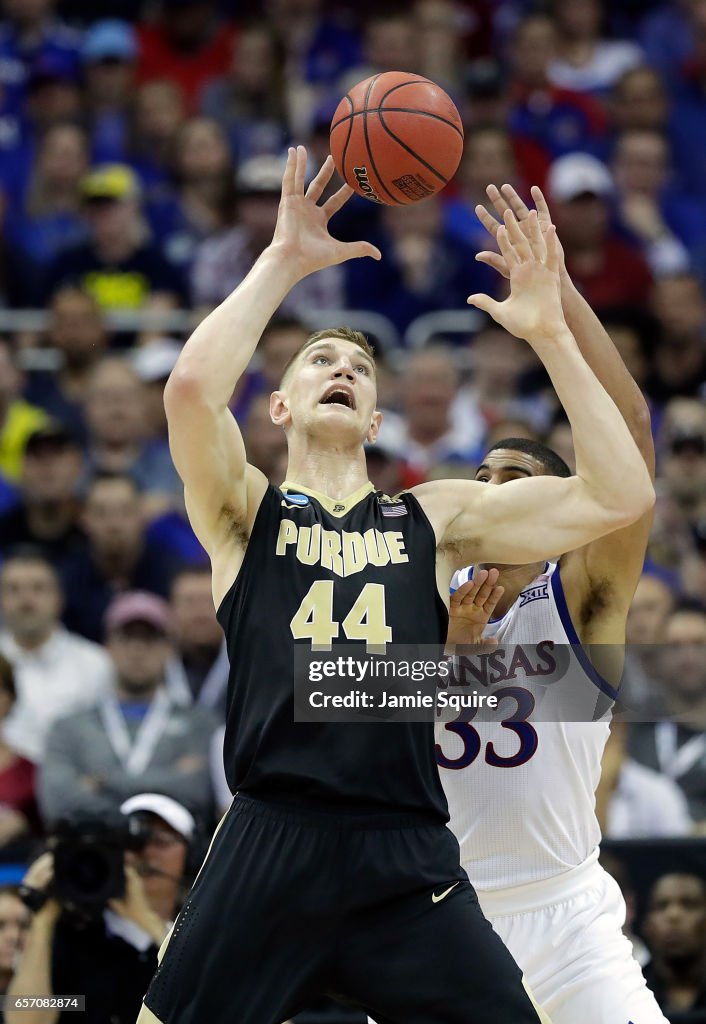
[329,71,464,206]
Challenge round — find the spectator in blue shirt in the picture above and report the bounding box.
[6,123,89,268]
[82,20,138,166]
[0,0,81,118]
[507,13,608,160]
[200,21,288,163]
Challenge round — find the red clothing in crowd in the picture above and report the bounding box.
[137,21,238,111]
[0,754,40,834]
[565,238,653,309]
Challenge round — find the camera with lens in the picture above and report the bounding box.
[49,814,151,919]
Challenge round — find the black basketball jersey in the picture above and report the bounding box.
[216,481,450,822]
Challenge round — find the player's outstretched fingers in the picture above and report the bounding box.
[322,182,355,220]
[495,225,519,268]
[500,183,530,221]
[449,579,474,612]
[451,574,487,610]
[472,568,502,612]
[475,250,509,278]
[484,581,504,621]
[475,201,501,240]
[451,570,502,613]
[503,208,532,261]
[525,210,547,262]
[545,225,560,274]
[282,147,297,197]
[530,185,552,226]
[467,289,501,317]
[305,155,335,203]
[338,239,382,262]
[294,144,307,195]
[486,183,513,222]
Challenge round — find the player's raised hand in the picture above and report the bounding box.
[467,208,567,346]
[271,146,381,278]
[475,184,567,281]
[445,569,504,652]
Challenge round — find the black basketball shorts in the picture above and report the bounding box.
[138,794,549,1024]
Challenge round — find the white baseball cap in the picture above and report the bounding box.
[548,153,613,202]
[120,793,196,841]
[131,338,182,384]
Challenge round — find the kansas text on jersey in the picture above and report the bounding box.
[438,562,618,889]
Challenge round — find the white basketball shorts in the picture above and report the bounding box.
[474,853,668,1024]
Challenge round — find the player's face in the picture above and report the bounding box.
[272,339,381,445]
[474,449,545,487]
[474,449,548,570]
[645,875,706,957]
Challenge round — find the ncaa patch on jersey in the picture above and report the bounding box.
[282,493,310,507]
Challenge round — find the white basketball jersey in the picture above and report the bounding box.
[438,561,616,891]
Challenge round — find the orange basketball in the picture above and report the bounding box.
[329,71,464,206]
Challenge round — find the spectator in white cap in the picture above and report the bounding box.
[7,792,194,1024]
[132,339,182,446]
[130,342,209,564]
[38,591,218,824]
[131,339,184,518]
[548,151,652,308]
[190,153,343,317]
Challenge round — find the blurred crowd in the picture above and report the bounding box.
[0,0,704,1021]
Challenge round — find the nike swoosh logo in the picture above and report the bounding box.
[432,881,461,904]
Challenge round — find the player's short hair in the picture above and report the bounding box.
[279,327,375,388]
[487,437,572,478]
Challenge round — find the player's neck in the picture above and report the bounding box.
[481,561,546,617]
[284,447,370,501]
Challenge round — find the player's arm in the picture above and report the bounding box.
[477,185,654,607]
[415,212,655,566]
[164,146,381,554]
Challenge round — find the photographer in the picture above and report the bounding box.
[5,794,195,1024]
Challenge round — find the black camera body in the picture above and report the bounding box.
[50,815,150,919]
